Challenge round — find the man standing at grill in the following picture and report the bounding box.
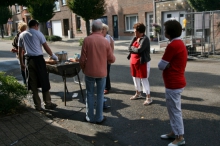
[79,19,115,124]
[18,19,58,111]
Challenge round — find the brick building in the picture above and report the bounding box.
[6,0,193,40]
[4,5,31,36]
[49,0,191,40]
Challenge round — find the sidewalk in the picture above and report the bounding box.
[48,37,162,52]
[0,104,93,146]
[0,36,162,52]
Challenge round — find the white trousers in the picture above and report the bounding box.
[165,88,184,136]
[132,62,150,95]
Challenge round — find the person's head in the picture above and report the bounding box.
[92,19,103,33]
[28,19,39,30]
[102,23,109,36]
[133,23,146,38]
[18,22,27,32]
[164,20,182,40]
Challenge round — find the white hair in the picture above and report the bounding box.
[92,19,103,32]
[102,23,109,31]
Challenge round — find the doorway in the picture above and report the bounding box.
[146,13,153,38]
[113,15,118,39]
[63,19,69,36]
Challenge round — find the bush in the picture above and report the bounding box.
[2,36,14,40]
[79,38,84,46]
[0,72,28,114]
[45,35,62,41]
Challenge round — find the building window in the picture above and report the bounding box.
[62,0,67,5]
[125,15,138,31]
[54,1,60,11]
[76,15,81,31]
[167,14,172,18]
[15,4,20,13]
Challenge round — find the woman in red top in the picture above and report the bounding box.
[127,23,152,105]
[158,20,187,146]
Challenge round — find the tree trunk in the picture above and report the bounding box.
[85,20,90,36]
[1,24,4,38]
[39,23,48,35]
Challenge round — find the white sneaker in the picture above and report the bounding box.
[160,134,175,139]
[168,139,185,146]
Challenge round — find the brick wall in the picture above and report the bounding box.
[112,0,153,39]
[50,1,72,37]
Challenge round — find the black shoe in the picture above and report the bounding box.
[45,103,57,110]
[103,103,110,109]
[96,116,106,124]
[35,107,45,113]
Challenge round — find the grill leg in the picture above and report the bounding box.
[63,70,67,106]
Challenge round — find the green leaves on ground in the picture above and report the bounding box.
[0,72,28,114]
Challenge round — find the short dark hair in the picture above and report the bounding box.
[133,23,146,33]
[28,19,39,28]
[164,20,182,39]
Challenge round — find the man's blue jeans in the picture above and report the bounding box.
[85,76,106,123]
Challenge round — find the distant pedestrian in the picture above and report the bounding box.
[11,22,27,85]
[158,20,187,146]
[101,23,114,94]
[18,19,58,111]
[127,22,153,105]
[79,19,115,124]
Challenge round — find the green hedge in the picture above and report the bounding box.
[0,72,28,115]
[45,35,62,41]
[79,38,84,46]
[2,36,14,40]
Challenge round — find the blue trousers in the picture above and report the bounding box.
[85,76,106,123]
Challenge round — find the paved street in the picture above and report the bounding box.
[0,39,220,145]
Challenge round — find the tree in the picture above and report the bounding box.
[67,0,107,36]
[28,1,55,34]
[0,6,12,38]
[187,0,220,11]
[0,0,57,7]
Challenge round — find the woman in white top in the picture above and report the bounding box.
[102,23,114,94]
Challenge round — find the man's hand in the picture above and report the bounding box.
[11,48,18,53]
[50,53,59,61]
[20,64,25,71]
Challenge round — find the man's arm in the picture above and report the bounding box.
[18,47,25,71]
[42,42,53,56]
[110,37,114,51]
[79,41,87,72]
[42,42,58,61]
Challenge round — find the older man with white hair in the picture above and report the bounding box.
[79,19,115,124]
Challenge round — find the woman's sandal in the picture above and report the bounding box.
[130,94,141,100]
[143,97,153,105]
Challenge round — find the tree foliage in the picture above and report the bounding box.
[0,0,57,7]
[0,6,12,38]
[28,1,55,23]
[67,0,107,36]
[187,0,220,11]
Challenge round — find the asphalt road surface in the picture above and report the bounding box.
[1,40,220,146]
